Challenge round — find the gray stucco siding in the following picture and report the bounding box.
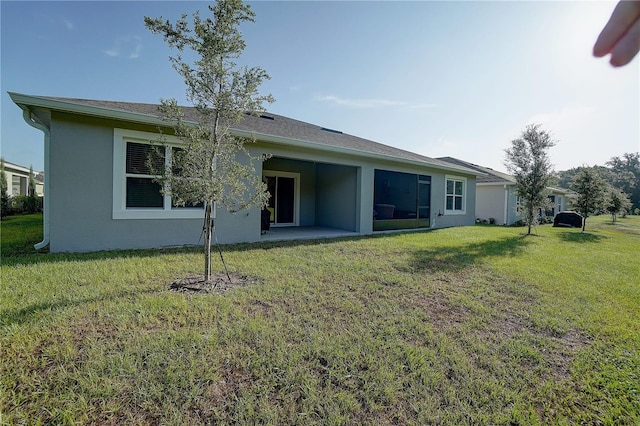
[48,115,208,252]
[430,172,477,229]
[315,163,358,232]
[45,114,476,252]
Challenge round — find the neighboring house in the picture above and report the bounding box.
[11,92,483,253]
[438,157,573,225]
[1,160,44,197]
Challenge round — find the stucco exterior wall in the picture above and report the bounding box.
[48,114,210,252]
[45,114,477,252]
[429,172,477,229]
[476,184,524,225]
[476,185,507,224]
[315,163,358,231]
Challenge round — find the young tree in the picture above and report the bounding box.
[145,0,274,282]
[504,124,556,235]
[605,186,632,222]
[28,165,36,197]
[571,167,607,231]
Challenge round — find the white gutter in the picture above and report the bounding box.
[20,109,50,250]
[503,184,509,225]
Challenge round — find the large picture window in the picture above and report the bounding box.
[113,129,205,220]
[445,176,466,214]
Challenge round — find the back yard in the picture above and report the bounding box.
[1,214,639,424]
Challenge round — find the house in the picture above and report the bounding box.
[1,160,44,197]
[10,92,483,253]
[438,157,573,225]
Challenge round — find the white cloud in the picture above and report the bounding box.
[317,95,436,110]
[104,36,143,59]
[128,39,143,59]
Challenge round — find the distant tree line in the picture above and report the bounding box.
[556,152,639,218]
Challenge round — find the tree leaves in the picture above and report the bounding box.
[504,124,556,234]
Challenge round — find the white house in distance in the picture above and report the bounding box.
[10,92,484,253]
[1,160,44,197]
[439,157,573,225]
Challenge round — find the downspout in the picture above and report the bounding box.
[21,109,50,250]
[503,185,508,225]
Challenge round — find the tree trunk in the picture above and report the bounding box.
[582,217,587,232]
[204,200,213,282]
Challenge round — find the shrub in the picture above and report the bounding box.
[10,195,43,214]
[538,216,553,225]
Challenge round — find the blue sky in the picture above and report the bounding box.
[1,0,638,173]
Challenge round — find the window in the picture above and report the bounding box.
[125,142,164,208]
[445,176,466,214]
[11,175,25,196]
[113,129,205,220]
[545,195,556,217]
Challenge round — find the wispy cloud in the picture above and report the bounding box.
[128,41,143,59]
[317,95,437,110]
[104,36,143,59]
[63,18,74,31]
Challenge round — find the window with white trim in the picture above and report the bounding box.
[125,142,164,208]
[113,129,205,220]
[445,175,466,214]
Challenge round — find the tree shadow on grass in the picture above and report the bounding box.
[408,235,532,272]
[1,232,383,267]
[0,287,161,327]
[556,231,604,243]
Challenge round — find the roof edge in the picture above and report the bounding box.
[9,92,485,176]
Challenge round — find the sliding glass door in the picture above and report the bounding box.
[263,171,299,226]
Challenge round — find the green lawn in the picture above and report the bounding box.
[1,214,639,424]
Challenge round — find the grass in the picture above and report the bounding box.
[1,213,639,424]
[0,214,46,256]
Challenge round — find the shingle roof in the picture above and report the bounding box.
[437,157,515,184]
[12,93,481,175]
[438,157,574,195]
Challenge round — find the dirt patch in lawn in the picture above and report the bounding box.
[168,273,260,294]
